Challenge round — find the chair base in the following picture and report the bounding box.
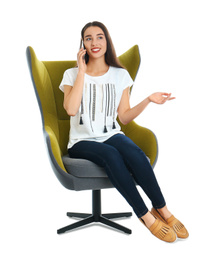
[57,190,132,234]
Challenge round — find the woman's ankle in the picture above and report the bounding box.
[140,211,156,229]
[157,206,172,221]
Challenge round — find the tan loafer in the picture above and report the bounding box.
[139,215,176,243]
[151,208,189,239]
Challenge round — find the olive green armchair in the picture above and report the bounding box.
[26,45,158,235]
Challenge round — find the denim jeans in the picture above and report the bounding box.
[68,133,166,218]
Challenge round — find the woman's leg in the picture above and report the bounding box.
[104,134,166,210]
[68,140,149,218]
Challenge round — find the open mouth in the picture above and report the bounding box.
[91,48,101,53]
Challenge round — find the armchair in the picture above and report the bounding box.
[26,45,158,235]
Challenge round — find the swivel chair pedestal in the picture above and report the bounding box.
[57,190,132,234]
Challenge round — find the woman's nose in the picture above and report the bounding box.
[91,39,97,46]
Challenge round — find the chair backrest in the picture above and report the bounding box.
[26,45,141,172]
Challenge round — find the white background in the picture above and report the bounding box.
[1,0,214,259]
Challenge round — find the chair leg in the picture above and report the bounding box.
[102,212,132,219]
[57,190,132,235]
[99,216,132,234]
[57,216,94,234]
[67,212,91,218]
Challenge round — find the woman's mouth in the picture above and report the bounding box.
[91,48,100,53]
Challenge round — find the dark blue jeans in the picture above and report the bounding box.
[68,133,166,218]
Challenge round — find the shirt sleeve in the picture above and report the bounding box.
[59,69,75,92]
[121,69,134,90]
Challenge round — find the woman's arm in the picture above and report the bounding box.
[63,71,85,116]
[118,87,175,125]
[63,48,87,116]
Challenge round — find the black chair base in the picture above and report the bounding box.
[57,190,132,234]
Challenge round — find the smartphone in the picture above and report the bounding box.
[79,39,86,60]
[79,39,83,50]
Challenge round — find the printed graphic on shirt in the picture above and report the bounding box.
[80,83,116,133]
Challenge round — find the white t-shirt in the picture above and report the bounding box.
[59,66,134,149]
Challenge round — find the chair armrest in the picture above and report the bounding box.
[120,121,158,168]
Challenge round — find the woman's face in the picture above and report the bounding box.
[83,26,107,60]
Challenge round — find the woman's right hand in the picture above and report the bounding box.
[77,47,87,73]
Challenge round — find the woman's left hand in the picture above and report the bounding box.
[149,92,175,104]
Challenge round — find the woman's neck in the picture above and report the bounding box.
[86,58,109,76]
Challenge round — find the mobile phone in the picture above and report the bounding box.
[79,39,83,50]
[79,39,86,61]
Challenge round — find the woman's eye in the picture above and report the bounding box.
[86,38,91,41]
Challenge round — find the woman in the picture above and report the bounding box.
[59,21,188,242]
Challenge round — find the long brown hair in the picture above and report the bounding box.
[80,21,123,68]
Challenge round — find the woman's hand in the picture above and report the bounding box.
[77,47,87,73]
[149,92,175,104]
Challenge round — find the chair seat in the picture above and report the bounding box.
[62,154,150,178]
[62,154,108,178]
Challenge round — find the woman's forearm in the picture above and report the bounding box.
[119,97,151,125]
[64,47,87,116]
[63,71,85,116]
